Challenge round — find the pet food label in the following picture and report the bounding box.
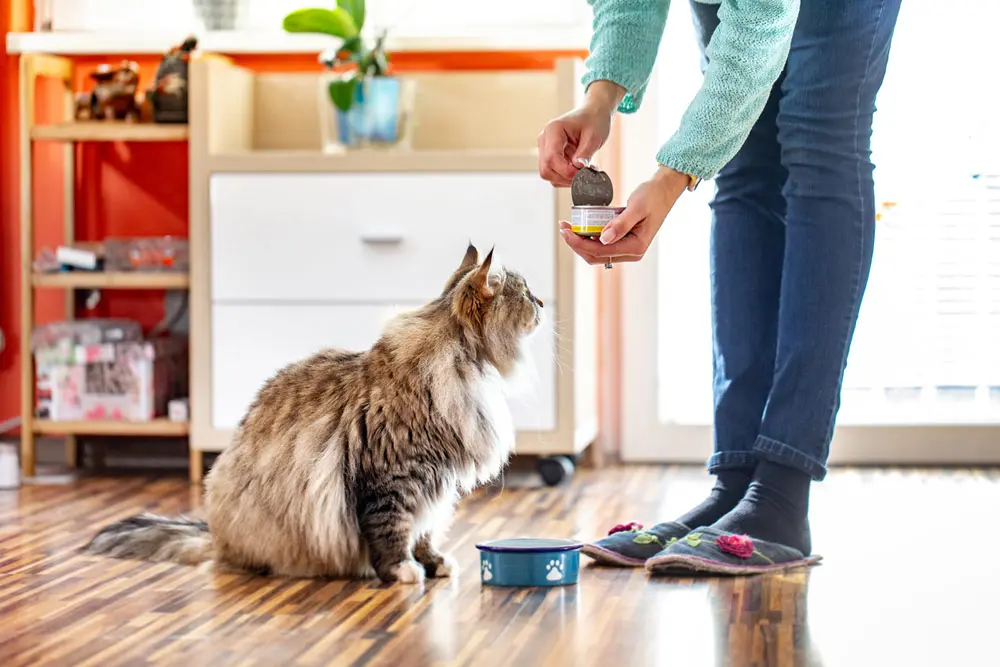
[570,207,625,236]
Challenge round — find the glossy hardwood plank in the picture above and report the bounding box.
[1,466,999,666]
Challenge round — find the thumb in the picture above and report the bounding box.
[600,207,641,245]
[572,129,603,166]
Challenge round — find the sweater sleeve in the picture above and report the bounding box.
[656,0,800,180]
[580,0,670,114]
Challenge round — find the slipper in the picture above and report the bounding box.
[645,526,822,576]
[580,521,691,567]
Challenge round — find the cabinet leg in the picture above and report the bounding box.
[21,428,35,478]
[64,434,78,469]
[189,448,204,485]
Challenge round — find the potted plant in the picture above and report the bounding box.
[283,1,413,149]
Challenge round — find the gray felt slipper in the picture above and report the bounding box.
[581,521,691,567]
[644,526,822,576]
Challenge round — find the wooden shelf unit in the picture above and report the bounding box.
[32,121,189,142]
[32,271,190,290]
[18,54,193,480]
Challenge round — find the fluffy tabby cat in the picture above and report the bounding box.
[83,244,543,583]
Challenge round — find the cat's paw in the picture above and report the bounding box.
[388,559,425,584]
[432,554,459,578]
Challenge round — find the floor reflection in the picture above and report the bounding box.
[708,571,823,667]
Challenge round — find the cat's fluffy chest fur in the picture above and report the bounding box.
[424,346,516,493]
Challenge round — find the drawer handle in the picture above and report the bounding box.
[359,232,404,245]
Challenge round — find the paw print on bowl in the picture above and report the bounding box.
[545,559,564,581]
[481,560,494,582]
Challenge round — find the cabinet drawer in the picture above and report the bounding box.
[211,303,557,434]
[210,172,556,303]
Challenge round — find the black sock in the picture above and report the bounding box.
[675,469,753,529]
[711,460,812,555]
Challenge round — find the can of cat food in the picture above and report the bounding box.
[570,206,625,238]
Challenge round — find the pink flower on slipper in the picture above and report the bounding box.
[608,522,643,536]
[716,534,755,559]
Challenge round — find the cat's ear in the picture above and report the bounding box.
[459,242,478,271]
[452,247,495,326]
[441,242,479,295]
[469,247,495,298]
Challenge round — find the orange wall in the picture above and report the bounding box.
[0,25,586,424]
[1,2,27,424]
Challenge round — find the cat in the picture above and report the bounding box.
[82,244,544,584]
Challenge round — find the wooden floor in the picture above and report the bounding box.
[2,465,999,667]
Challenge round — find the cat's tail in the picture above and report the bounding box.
[82,513,212,566]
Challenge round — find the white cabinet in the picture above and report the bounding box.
[203,170,571,452]
[210,172,556,304]
[186,58,598,483]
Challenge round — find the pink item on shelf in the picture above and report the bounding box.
[33,323,188,422]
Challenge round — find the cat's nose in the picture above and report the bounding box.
[533,295,544,308]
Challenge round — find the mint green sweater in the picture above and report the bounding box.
[582,0,800,180]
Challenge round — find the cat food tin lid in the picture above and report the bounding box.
[476,538,584,553]
[571,166,614,206]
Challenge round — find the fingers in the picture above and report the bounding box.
[571,128,603,167]
[537,125,578,186]
[559,227,645,264]
[595,234,649,257]
[598,207,643,245]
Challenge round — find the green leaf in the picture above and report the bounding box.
[337,0,366,32]
[632,533,657,545]
[282,8,358,39]
[328,75,358,112]
[340,36,363,56]
[684,533,703,547]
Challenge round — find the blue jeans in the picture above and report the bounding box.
[691,0,902,481]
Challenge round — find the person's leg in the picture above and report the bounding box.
[707,0,903,557]
[677,0,789,530]
[581,2,788,567]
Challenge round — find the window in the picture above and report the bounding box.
[656,1,1000,428]
[621,0,1000,463]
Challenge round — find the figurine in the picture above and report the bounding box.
[73,92,92,121]
[147,36,198,124]
[89,60,141,121]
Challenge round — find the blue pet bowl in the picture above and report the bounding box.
[476,538,583,587]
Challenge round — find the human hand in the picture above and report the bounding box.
[559,166,690,264]
[537,81,624,186]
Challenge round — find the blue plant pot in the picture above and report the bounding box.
[476,538,583,587]
[336,77,402,147]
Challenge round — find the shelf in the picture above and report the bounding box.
[31,122,189,142]
[33,418,189,437]
[6,30,590,56]
[209,149,540,173]
[33,272,190,290]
